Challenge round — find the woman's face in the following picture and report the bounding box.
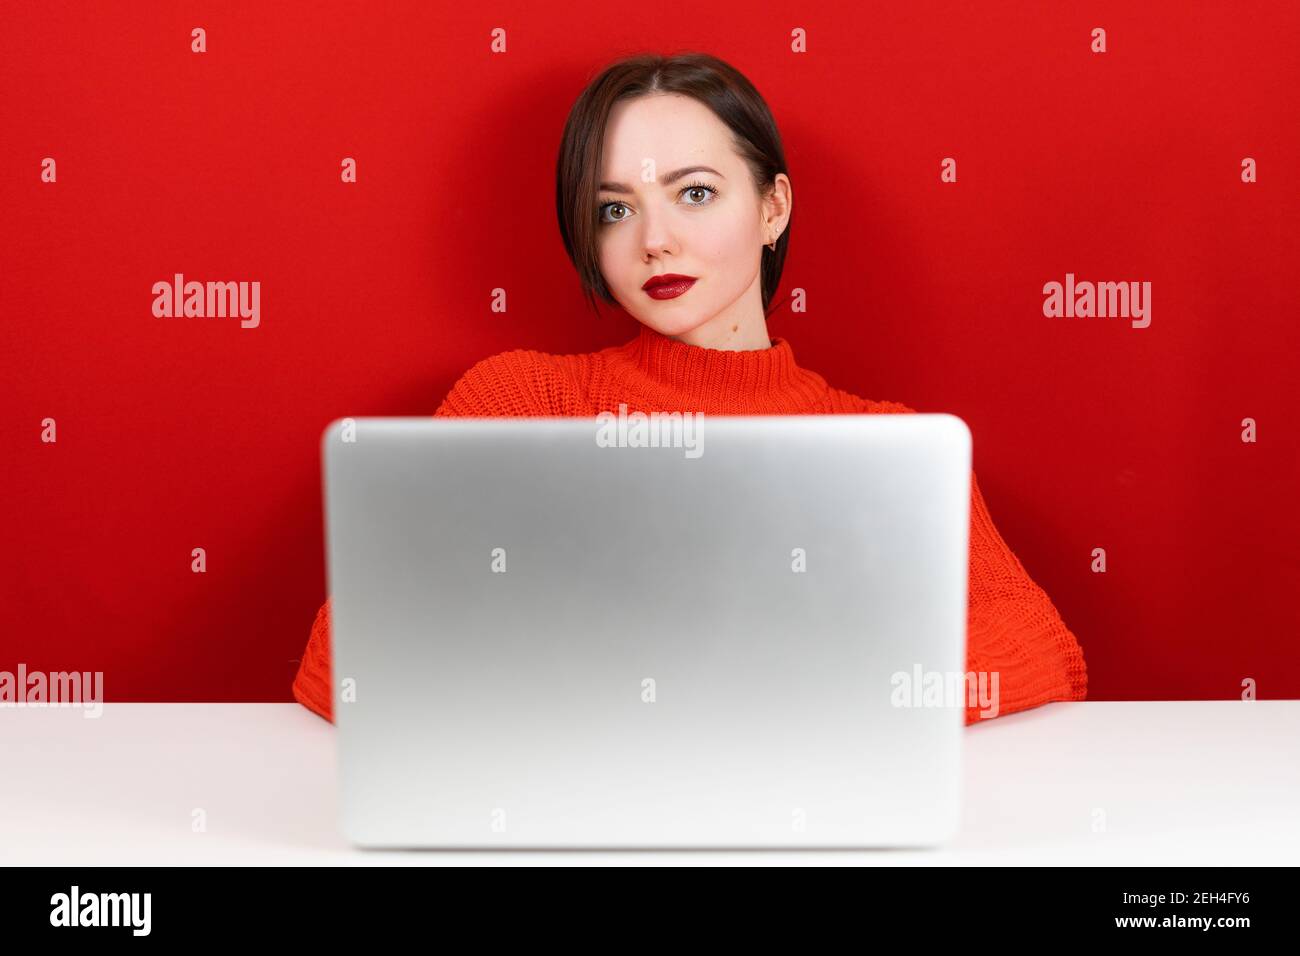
[595,93,789,344]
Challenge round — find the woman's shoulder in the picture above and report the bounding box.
[435,343,594,417]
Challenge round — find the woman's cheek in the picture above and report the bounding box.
[597,245,625,296]
[699,218,752,267]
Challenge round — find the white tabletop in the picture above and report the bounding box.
[2,701,1296,865]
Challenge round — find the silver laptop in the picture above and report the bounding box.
[321,413,971,848]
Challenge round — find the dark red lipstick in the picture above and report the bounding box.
[641,274,697,300]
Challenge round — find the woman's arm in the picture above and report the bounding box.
[961,470,1089,724]
[855,398,1089,724]
[291,597,335,721]
[293,470,1089,724]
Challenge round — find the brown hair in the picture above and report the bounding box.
[555,52,791,318]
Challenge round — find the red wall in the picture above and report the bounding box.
[3,1,1297,703]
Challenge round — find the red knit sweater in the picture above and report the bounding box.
[294,323,1088,726]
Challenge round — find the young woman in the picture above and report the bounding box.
[293,52,1087,725]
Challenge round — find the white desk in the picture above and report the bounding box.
[2,702,1296,865]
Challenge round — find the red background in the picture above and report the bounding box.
[3,1,1297,703]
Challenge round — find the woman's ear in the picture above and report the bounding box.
[762,174,792,243]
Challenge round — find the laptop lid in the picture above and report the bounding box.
[322,413,971,848]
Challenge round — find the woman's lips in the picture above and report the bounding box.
[642,275,697,300]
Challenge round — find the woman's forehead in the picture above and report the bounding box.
[601,95,732,175]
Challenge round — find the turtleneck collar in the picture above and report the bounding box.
[619,322,809,399]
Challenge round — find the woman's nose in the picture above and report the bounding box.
[638,207,677,258]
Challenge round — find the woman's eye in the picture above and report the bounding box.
[682,185,717,205]
[599,202,631,224]
[598,184,717,224]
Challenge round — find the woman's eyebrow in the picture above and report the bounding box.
[598,165,725,193]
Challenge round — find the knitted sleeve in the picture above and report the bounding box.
[856,396,1088,724]
[291,351,572,722]
[962,470,1088,724]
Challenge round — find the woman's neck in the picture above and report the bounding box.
[662,306,772,351]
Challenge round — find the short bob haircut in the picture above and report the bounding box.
[555,52,792,319]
